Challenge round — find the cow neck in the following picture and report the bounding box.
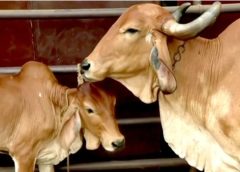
[50,82,69,109]
[167,38,185,71]
[116,66,159,104]
[157,36,236,172]
[161,35,222,118]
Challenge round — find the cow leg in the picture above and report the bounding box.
[38,164,55,172]
[12,156,36,172]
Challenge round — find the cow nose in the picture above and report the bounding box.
[81,60,91,71]
[112,139,125,149]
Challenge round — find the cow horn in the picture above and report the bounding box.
[172,2,191,22]
[162,1,221,39]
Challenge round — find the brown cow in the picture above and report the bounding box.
[0,61,124,172]
[80,2,240,172]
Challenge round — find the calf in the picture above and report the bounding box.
[0,61,124,172]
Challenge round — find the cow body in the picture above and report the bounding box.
[159,19,240,171]
[0,61,124,172]
[80,2,240,172]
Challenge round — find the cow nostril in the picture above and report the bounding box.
[81,61,91,71]
[112,139,125,149]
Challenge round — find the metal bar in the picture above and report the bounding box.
[117,117,160,125]
[60,158,188,171]
[0,158,188,171]
[192,0,202,5]
[50,65,77,73]
[0,65,77,74]
[0,3,238,19]
[167,3,240,14]
[0,8,125,19]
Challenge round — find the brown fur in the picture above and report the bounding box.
[81,3,240,172]
[0,61,124,172]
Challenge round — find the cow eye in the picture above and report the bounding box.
[86,108,94,114]
[125,28,139,34]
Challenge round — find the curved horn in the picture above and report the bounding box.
[162,1,221,39]
[172,2,191,22]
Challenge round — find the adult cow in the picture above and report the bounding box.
[0,61,124,172]
[80,2,240,172]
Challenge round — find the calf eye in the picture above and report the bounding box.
[86,108,94,114]
[125,28,139,34]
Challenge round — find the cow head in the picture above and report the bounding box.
[76,82,124,152]
[80,2,221,103]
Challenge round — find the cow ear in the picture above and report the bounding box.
[83,129,100,150]
[150,30,177,94]
[150,46,176,94]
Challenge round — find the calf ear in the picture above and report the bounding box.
[150,46,176,94]
[60,111,82,150]
[83,129,100,150]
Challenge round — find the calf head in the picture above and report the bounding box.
[76,82,124,152]
[80,2,221,103]
[38,82,124,165]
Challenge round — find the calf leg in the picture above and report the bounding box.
[12,155,36,172]
[38,164,54,172]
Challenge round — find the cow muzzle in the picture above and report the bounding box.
[79,59,107,82]
[79,60,96,82]
[80,59,91,74]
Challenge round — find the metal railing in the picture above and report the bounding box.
[60,158,188,171]
[0,65,77,74]
[0,3,238,19]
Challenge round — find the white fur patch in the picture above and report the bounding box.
[37,112,82,165]
[12,157,19,172]
[37,134,82,165]
[38,164,54,172]
[198,73,205,84]
[145,32,152,44]
[159,95,239,172]
[209,89,231,118]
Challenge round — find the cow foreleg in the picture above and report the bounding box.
[12,156,36,172]
[38,164,55,172]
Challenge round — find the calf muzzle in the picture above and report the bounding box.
[111,138,125,149]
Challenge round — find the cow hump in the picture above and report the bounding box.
[19,61,56,82]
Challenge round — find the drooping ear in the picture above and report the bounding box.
[59,111,82,151]
[150,31,176,94]
[83,129,100,150]
[60,89,78,123]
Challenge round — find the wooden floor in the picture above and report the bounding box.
[0,156,199,172]
[0,167,199,172]
[0,168,13,172]
[0,167,198,172]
